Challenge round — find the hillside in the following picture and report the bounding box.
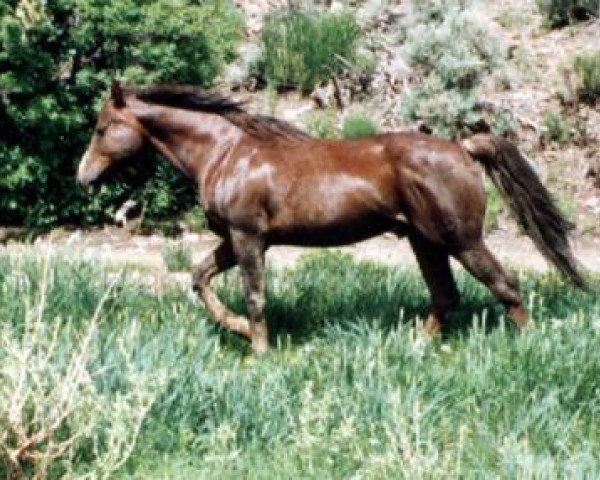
[229,0,600,238]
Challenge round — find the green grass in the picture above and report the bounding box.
[574,50,600,103]
[341,115,378,139]
[1,251,599,478]
[257,10,362,92]
[162,242,193,272]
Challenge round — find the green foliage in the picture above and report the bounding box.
[0,0,242,228]
[182,205,208,233]
[0,256,168,478]
[256,10,362,92]
[306,109,339,138]
[341,114,378,139]
[1,251,600,478]
[162,242,193,272]
[536,0,599,27]
[399,0,508,139]
[574,50,600,102]
[484,180,504,232]
[542,110,576,144]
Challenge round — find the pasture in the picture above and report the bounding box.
[1,250,599,479]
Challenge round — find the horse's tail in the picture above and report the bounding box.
[461,133,589,290]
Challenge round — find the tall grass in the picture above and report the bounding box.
[257,10,361,92]
[1,251,599,478]
[574,50,600,103]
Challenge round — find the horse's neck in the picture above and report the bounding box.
[137,104,243,181]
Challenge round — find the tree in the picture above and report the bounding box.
[0,0,242,228]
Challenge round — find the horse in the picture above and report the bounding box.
[77,82,588,354]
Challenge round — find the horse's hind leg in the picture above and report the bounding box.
[408,233,459,336]
[455,241,530,329]
[192,240,251,340]
[230,229,269,355]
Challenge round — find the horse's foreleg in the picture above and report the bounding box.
[456,241,530,330]
[230,229,269,355]
[408,233,459,336]
[192,240,251,339]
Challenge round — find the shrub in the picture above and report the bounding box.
[536,0,599,27]
[341,115,378,139]
[306,109,339,138]
[257,10,362,92]
[0,0,242,228]
[542,110,576,144]
[162,242,193,272]
[0,259,167,479]
[399,1,508,139]
[574,50,600,102]
[183,205,208,233]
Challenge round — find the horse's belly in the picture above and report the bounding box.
[266,215,402,247]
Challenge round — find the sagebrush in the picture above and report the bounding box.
[399,0,507,138]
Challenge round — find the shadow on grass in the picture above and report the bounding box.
[213,250,600,350]
[213,251,566,348]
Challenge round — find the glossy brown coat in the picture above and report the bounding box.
[77,84,586,353]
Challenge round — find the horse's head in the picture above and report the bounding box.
[76,82,146,188]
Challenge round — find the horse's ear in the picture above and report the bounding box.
[111,81,125,108]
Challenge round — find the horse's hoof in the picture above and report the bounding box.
[422,316,443,338]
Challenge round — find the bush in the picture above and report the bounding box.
[306,109,339,138]
[0,258,167,479]
[399,1,507,139]
[537,0,599,27]
[0,0,242,229]
[341,115,378,139]
[542,110,576,144]
[256,10,362,92]
[574,50,600,102]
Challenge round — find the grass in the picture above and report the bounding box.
[1,251,599,478]
[162,242,193,272]
[483,180,504,232]
[574,50,600,103]
[257,10,362,92]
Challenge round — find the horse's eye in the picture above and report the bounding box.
[96,126,107,136]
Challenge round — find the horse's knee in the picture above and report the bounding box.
[191,264,211,292]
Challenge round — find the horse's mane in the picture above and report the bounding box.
[129,85,310,142]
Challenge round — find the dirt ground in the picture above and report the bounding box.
[3,227,598,281]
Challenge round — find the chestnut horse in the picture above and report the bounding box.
[77,83,587,354]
